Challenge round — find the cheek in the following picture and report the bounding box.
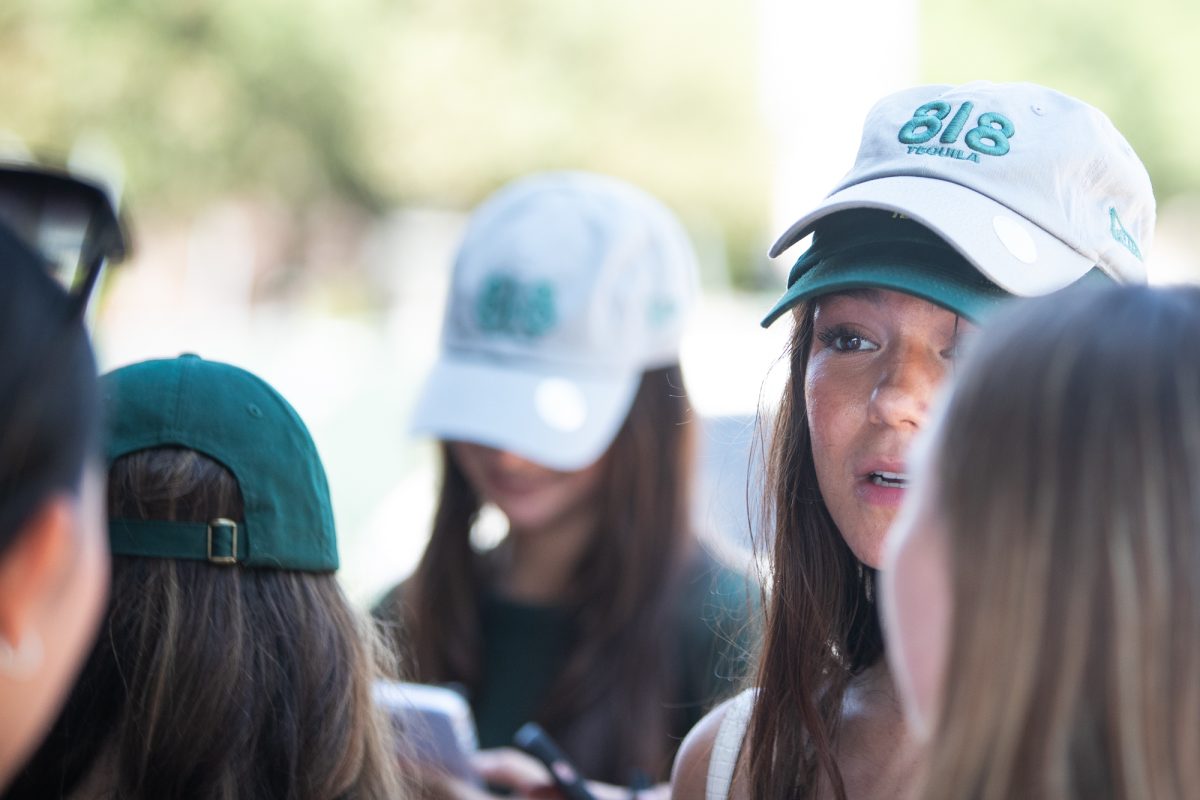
[556,464,605,511]
[805,361,859,481]
[804,361,837,451]
[448,443,484,478]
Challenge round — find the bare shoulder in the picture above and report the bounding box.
[671,692,754,800]
[671,700,725,799]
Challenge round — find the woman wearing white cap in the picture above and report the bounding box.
[375,172,758,791]
[671,81,1156,799]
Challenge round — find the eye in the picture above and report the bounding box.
[816,325,879,353]
[940,329,971,360]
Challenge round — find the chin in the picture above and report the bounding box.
[501,508,554,533]
[847,537,888,570]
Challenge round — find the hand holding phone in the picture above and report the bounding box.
[513,722,597,800]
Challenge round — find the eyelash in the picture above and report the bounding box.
[816,324,871,352]
[816,324,963,358]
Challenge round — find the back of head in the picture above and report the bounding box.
[0,223,98,548]
[7,356,404,799]
[927,284,1200,799]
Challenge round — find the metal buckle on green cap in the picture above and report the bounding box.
[207,518,238,565]
[110,517,250,565]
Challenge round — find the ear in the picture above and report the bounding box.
[0,495,74,646]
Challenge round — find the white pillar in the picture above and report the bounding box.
[758,0,920,264]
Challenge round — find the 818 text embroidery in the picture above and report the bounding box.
[897,101,1015,162]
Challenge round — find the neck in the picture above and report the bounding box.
[493,509,597,604]
[835,661,925,799]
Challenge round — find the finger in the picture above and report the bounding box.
[471,747,553,792]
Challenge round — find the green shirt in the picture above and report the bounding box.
[471,553,759,750]
[375,551,761,780]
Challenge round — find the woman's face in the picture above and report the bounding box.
[805,288,971,567]
[450,442,606,537]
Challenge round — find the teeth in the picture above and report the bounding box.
[870,471,908,488]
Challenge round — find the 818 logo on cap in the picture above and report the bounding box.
[898,101,1015,163]
[476,273,557,337]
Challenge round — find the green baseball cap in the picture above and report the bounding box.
[762,210,1017,327]
[102,354,338,572]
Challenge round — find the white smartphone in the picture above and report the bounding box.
[374,680,481,784]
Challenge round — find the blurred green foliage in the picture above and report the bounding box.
[0,0,770,285]
[6,0,1189,290]
[921,0,1198,201]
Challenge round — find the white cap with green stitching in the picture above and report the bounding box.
[411,171,699,471]
[770,81,1156,296]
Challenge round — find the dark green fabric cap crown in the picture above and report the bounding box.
[761,210,1012,327]
[102,355,338,572]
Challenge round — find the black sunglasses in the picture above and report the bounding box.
[0,162,129,317]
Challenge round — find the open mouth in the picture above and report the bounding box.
[868,471,909,489]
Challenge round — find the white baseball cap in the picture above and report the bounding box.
[411,171,699,471]
[768,81,1156,302]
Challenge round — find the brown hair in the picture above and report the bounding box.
[919,284,1200,799]
[744,302,884,799]
[383,364,700,783]
[6,448,408,799]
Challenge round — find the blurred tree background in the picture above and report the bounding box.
[0,0,770,288]
[2,0,1195,288]
[921,0,1199,200]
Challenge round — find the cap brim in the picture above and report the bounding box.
[768,176,1095,297]
[760,253,1010,328]
[410,355,639,472]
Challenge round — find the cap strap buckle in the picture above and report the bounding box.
[207,518,239,565]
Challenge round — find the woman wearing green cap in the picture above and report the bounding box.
[0,226,108,792]
[671,81,1156,799]
[883,284,1200,799]
[6,355,408,799]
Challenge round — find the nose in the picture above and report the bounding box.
[867,346,945,430]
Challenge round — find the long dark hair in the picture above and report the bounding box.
[6,448,407,799]
[745,303,884,799]
[386,364,697,783]
[0,225,99,549]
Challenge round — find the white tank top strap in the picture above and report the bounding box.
[705,688,757,800]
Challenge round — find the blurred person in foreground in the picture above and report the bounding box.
[6,355,408,799]
[885,284,1200,799]
[375,171,759,796]
[671,81,1156,799]
[0,223,108,790]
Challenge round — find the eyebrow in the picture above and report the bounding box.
[817,287,885,306]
